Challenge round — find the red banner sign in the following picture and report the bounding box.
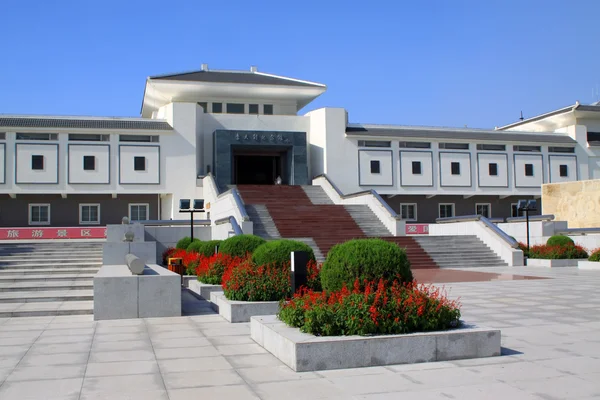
[0,227,107,240]
[405,224,429,235]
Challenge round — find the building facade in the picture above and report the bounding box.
[1,65,599,227]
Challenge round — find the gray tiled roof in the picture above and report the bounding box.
[0,117,172,131]
[150,70,322,87]
[346,125,577,144]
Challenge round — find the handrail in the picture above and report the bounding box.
[556,227,600,236]
[480,216,519,249]
[137,219,211,226]
[436,215,482,223]
[314,174,401,220]
[214,216,243,235]
[505,214,555,223]
[205,172,221,196]
[435,214,519,249]
[230,189,249,221]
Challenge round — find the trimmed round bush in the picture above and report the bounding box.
[187,240,222,257]
[176,237,193,250]
[320,239,413,292]
[219,234,266,257]
[546,235,574,247]
[588,249,600,262]
[252,239,315,267]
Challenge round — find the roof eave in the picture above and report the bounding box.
[496,105,576,130]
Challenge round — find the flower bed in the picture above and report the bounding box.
[278,279,461,336]
[526,243,588,260]
[196,253,245,285]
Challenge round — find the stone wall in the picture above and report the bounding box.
[542,179,600,228]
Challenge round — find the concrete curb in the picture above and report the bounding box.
[251,315,501,372]
[210,292,279,323]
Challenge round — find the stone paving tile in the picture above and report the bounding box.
[207,334,255,346]
[5,365,86,382]
[80,373,165,396]
[88,349,155,363]
[90,339,152,352]
[167,385,260,400]
[237,365,321,383]
[216,343,268,356]
[507,374,600,399]
[19,352,89,367]
[28,342,92,355]
[93,333,150,342]
[224,353,285,369]
[161,369,244,390]
[153,346,220,360]
[84,360,160,377]
[35,334,94,345]
[0,377,83,400]
[254,378,350,400]
[157,356,233,374]
[79,390,168,400]
[149,337,212,349]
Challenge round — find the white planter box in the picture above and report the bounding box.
[526,258,581,268]
[182,275,196,288]
[578,261,600,270]
[251,315,501,372]
[188,280,222,299]
[210,292,279,323]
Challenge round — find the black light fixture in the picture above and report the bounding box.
[179,199,205,241]
[517,199,538,254]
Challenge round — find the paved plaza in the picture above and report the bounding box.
[0,266,598,400]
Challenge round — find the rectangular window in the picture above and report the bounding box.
[134,156,146,171]
[439,142,469,150]
[400,204,417,221]
[357,140,391,148]
[227,103,245,114]
[129,204,149,221]
[212,103,223,113]
[68,134,109,141]
[83,156,95,171]
[476,203,491,218]
[525,163,534,176]
[79,204,100,225]
[17,133,58,141]
[249,104,259,114]
[559,164,568,177]
[119,135,159,143]
[398,141,431,149]
[587,132,600,145]
[439,204,455,218]
[488,163,498,176]
[513,145,541,152]
[263,104,273,115]
[511,203,524,218]
[370,160,381,174]
[29,204,50,225]
[197,102,208,112]
[451,162,460,175]
[548,146,575,153]
[477,144,506,151]
[31,155,44,170]
[0,132,5,140]
[412,161,422,174]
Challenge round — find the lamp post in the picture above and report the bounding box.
[517,199,538,254]
[179,199,205,241]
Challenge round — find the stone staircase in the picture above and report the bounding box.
[343,205,392,237]
[237,185,438,269]
[245,204,281,239]
[0,241,103,317]
[414,236,508,268]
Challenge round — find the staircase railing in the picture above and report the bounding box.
[203,173,251,234]
[214,216,243,236]
[312,174,405,236]
[430,214,523,266]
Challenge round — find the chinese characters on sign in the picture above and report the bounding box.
[405,224,429,235]
[0,227,108,240]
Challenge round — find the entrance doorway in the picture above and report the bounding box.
[233,151,286,185]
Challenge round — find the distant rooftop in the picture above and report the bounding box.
[0,115,172,131]
[346,124,577,144]
[498,101,600,131]
[149,65,325,88]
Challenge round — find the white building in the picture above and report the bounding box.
[1,65,599,227]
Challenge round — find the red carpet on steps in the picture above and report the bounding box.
[237,185,439,269]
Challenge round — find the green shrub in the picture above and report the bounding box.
[252,239,315,268]
[546,235,574,247]
[589,249,600,262]
[219,234,266,257]
[176,236,197,250]
[320,239,413,292]
[187,240,221,256]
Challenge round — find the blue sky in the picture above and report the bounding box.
[1,0,599,128]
